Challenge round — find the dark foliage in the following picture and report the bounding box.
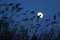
[0,2,60,40]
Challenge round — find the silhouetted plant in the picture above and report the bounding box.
[20,27,29,40]
[58,30,60,40]
[31,34,37,40]
[0,2,60,40]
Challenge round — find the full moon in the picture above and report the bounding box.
[37,12,43,18]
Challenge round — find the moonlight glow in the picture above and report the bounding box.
[37,12,43,18]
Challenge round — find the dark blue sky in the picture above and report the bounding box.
[0,0,60,28]
[0,0,60,38]
[0,0,60,19]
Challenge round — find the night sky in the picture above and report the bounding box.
[1,0,60,18]
[0,0,60,40]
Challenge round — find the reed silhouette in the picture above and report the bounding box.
[0,2,60,40]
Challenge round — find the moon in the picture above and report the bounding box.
[37,12,43,18]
